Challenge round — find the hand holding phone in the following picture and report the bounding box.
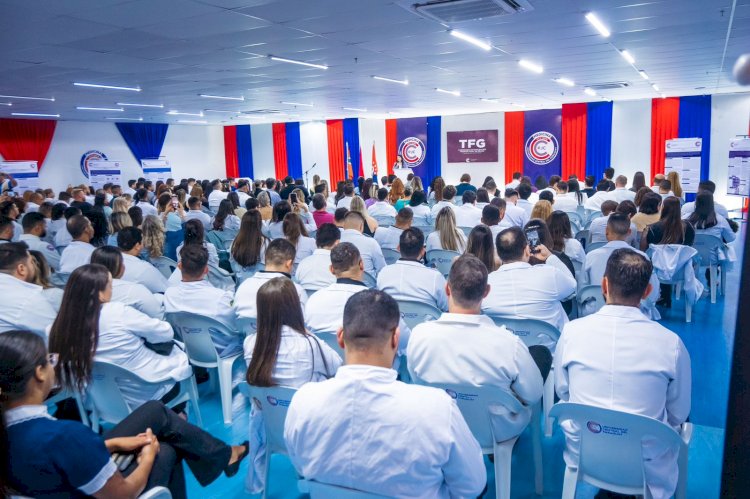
[525,229,540,252]
[290,193,298,204]
[171,195,179,209]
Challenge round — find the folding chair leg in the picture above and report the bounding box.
[493,438,517,499]
[531,404,544,495]
[561,465,579,499]
[262,450,272,499]
[217,358,236,425]
[674,282,682,300]
[676,445,688,499]
[720,265,727,296]
[686,301,692,323]
[710,266,717,304]
[182,376,203,428]
[543,373,554,437]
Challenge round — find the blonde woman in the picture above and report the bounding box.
[666,171,684,200]
[411,176,424,192]
[107,211,133,246]
[257,191,272,221]
[530,200,553,222]
[389,178,405,205]
[426,206,466,253]
[141,214,166,260]
[112,196,131,214]
[350,196,378,236]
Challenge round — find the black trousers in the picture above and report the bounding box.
[528,345,553,382]
[104,401,231,499]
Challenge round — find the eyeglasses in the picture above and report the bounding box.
[47,353,59,368]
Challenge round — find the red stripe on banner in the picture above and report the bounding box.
[272,122,288,180]
[385,119,398,176]
[504,112,525,184]
[561,103,587,180]
[223,126,239,178]
[326,119,345,187]
[650,97,680,178]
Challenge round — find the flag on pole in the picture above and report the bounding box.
[345,141,353,180]
[371,141,378,183]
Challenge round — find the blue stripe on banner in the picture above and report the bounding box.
[585,101,613,181]
[235,124,254,178]
[143,168,171,173]
[285,122,303,179]
[90,170,121,175]
[424,116,441,187]
[343,118,361,179]
[665,151,702,158]
[677,95,711,202]
[10,172,38,179]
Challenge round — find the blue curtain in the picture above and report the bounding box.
[235,125,254,179]
[285,122,303,179]
[585,102,613,182]
[425,116,442,188]
[343,118,360,179]
[678,95,711,202]
[115,123,168,163]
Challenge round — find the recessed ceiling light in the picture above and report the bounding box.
[372,75,409,85]
[639,71,649,80]
[199,94,245,101]
[0,94,55,102]
[620,50,635,64]
[177,120,208,124]
[585,12,610,38]
[449,30,491,51]
[167,110,204,117]
[0,102,11,106]
[651,83,660,91]
[11,112,60,117]
[519,59,544,74]
[554,77,575,87]
[117,102,164,108]
[584,87,597,96]
[106,117,143,121]
[268,55,328,70]
[281,101,313,107]
[77,106,124,112]
[74,82,141,92]
[435,88,460,96]
[342,107,367,112]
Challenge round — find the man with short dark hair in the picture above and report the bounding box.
[454,190,481,227]
[336,184,355,209]
[516,183,534,216]
[280,176,296,200]
[373,207,412,250]
[53,206,81,249]
[658,179,673,199]
[59,215,95,273]
[124,179,137,196]
[20,212,60,271]
[551,180,579,212]
[117,227,169,293]
[184,196,212,230]
[311,193,334,227]
[603,167,616,191]
[377,227,448,311]
[208,179,228,212]
[581,175,596,197]
[505,171,522,190]
[502,189,529,227]
[340,212,385,277]
[264,178,282,205]
[681,181,729,218]
[367,188,397,218]
[333,207,348,229]
[430,185,457,218]
[455,173,476,197]
[555,248,691,499]
[0,216,14,243]
[286,289,485,498]
[584,179,613,211]
[296,223,340,290]
[481,204,506,239]
[235,179,251,206]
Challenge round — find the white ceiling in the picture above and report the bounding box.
[0,0,748,124]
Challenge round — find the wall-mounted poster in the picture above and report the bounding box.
[447,130,499,163]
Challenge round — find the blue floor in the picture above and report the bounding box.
[184,230,743,498]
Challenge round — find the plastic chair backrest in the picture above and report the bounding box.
[88,361,146,423]
[49,272,70,288]
[585,210,603,226]
[426,249,460,277]
[692,234,723,266]
[412,217,431,227]
[565,212,584,232]
[234,262,264,286]
[413,225,434,238]
[151,256,178,279]
[239,383,297,455]
[303,480,391,499]
[585,241,607,254]
[459,226,473,237]
[486,316,560,352]
[373,215,395,227]
[313,331,344,357]
[236,315,258,335]
[397,300,442,329]
[577,285,605,316]
[207,263,235,291]
[165,312,236,366]
[550,403,684,491]
[361,271,377,288]
[381,248,401,265]
[139,486,172,499]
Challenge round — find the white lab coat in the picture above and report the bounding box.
[588,215,638,247]
[681,201,729,219]
[294,249,335,290]
[502,202,529,227]
[583,191,610,211]
[19,234,60,271]
[425,230,467,253]
[453,203,482,228]
[284,364,486,499]
[112,278,164,319]
[175,241,220,268]
[95,301,191,411]
[42,286,63,311]
[367,201,397,218]
[53,225,72,249]
[0,273,57,338]
[373,226,403,250]
[552,194,580,213]
[183,210,212,231]
[336,196,353,210]
[554,305,691,499]
[47,218,66,243]
[516,198,534,217]
[291,236,316,264]
[207,190,228,213]
[234,272,308,319]
[409,203,432,221]
[563,238,586,266]
[264,211,316,239]
[505,179,521,190]
[121,253,169,293]
[339,229,386,277]
[59,241,95,273]
[649,244,704,305]
[376,260,448,311]
[134,201,157,217]
[430,200,456,218]
[607,187,636,203]
[482,259,576,332]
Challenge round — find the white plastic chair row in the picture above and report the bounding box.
[425,249,460,278]
[692,234,728,304]
[381,247,400,265]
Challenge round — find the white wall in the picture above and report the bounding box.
[358,118,387,180]
[159,124,225,181]
[299,121,330,185]
[441,112,504,186]
[250,124,274,181]
[610,99,652,185]
[710,93,750,209]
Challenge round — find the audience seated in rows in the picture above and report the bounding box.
[373,207,412,250]
[295,223,340,290]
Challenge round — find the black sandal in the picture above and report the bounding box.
[224,441,250,477]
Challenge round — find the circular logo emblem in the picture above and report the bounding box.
[80,150,108,178]
[398,137,426,167]
[525,132,558,165]
[587,421,602,434]
[445,389,458,399]
[266,395,278,406]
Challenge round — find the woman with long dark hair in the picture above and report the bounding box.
[28,249,63,311]
[243,277,341,493]
[266,199,315,239]
[687,191,736,244]
[408,189,432,220]
[428,176,445,203]
[631,171,647,192]
[212,198,241,232]
[464,225,499,272]
[283,212,316,264]
[177,219,219,267]
[568,178,586,205]
[548,211,586,266]
[641,196,695,251]
[230,210,269,272]
[0,330,248,499]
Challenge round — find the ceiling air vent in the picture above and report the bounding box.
[585,81,630,91]
[399,0,533,24]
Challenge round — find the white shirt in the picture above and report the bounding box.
[59,240,95,273]
[236,190,251,207]
[377,260,448,311]
[19,234,60,271]
[235,272,308,319]
[339,229,386,277]
[408,313,543,405]
[430,200,455,219]
[368,201,397,218]
[583,191,610,211]
[552,193,579,213]
[295,249,335,290]
[121,253,168,293]
[425,230,466,253]
[607,187,636,203]
[183,210,212,231]
[284,364,486,499]
[516,198,534,217]
[373,226,403,250]
[53,225,72,248]
[134,201,157,217]
[681,200,729,219]
[112,278,164,319]
[482,259,577,332]
[0,273,57,337]
[502,202,529,227]
[563,238,586,265]
[336,196,353,210]
[208,189,228,213]
[409,204,432,221]
[291,236,317,264]
[453,203,482,228]
[505,179,520,189]
[554,305,691,499]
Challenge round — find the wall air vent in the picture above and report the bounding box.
[585,81,631,91]
[398,0,533,24]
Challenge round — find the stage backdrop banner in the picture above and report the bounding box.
[446,130,498,163]
[523,109,562,181]
[396,117,428,179]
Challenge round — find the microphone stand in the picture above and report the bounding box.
[304,163,317,190]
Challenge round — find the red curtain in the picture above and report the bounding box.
[561,103,587,180]
[0,118,57,170]
[504,112,525,184]
[223,126,239,178]
[650,97,680,178]
[385,119,397,175]
[272,123,288,180]
[326,119,345,187]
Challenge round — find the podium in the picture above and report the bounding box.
[393,167,413,184]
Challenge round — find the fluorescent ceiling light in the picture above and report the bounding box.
[639,71,649,80]
[584,87,597,96]
[0,94,55,102]
[372,75,409,85]
[620,50,635,64]
[651,83,660,91]
[12,112,60,117]
[281,101,313,107]
[0,102,11,106]
[77,106,124,112]
[199,94,245,101]
[554,77,575,87]
[510,103,525,108]
[107,117,143,121]
[449,30,491,51]
[519,59,543,74]
[177,120,208,124]
[74,82,141,92]
[269,55,328,70]
[117,102,163,108]
[204,109,241,114]
[167,110,203,117]
[480,98,500,103]
[585,12,610,38]
[435,88,460,96]
[343,107,367,112]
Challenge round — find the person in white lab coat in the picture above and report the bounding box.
[550,181,580,213]
[606,175,636,203]
[295,223,339,291]
[282,213,316,265]
[548,211,586,267]
[367,188,397,218]
[555,248,691,499]
[430,185,457,219]
[183,195,213,230]
[116,227,169,293]
[453,190,483,228]
[339,212,386,278]
[244,276,342,493]
[335,184,355,210]
[264,200,317,240]
[373,207,412,250]
[235,238,307,320]
[90,246,164,319]
[587,200,619,244]
[685,191,736,263]
[49,264,192,412]
[19,212,60,271]
[505,171,522,190]
[408,255,547,405]
[377,227,448,311]
[681,181,729,219]
[502,189,530,227]
[406,190,432,221]
[53,206,80,250]
[207,179,228,213]
[0,242,58,337]
[285,288,486,498]
[482,226,577,332]
[58,215,95,273]
[515,183,535,217]
[584,180,614,211]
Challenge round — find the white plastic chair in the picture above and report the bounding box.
[87,360,202,432]
[550,403,692,499]
[138,487,172,498]
[486,315,560,437]
[459,226,473,237]
[565,212,584,233]
[361,271,377,288]
[238,383,297,499]
[381,248,401,265]
[373,215,395,227]
[299,480,391,498]
[577,285,605,317]
[413,225,434,238]
[207,263,235,291]
[692,234,727,304]
[413,381,543,499]
[412,216,431,227]
[652,259,693,323]
[151,256,178,279]
[584,210,603,228]
[396,299,442,330]
[165,312,244,425]
[232,262,264,286]
[45,386,90,428]
[49,271,70,288]
[426,249,460,278]
[584,241,607,254]
[575,229,590,249]
[313,331,343,358]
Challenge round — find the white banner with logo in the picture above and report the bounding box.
[727,137,750,197]
[88,160,123,191]
[664,138,702,194]
[141,159,171,184]
[0,161,39,194]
